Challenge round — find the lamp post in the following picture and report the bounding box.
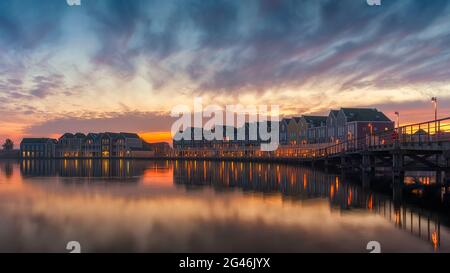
[431,97,438,134]
[368,123,373,146]
[368,123,373,135]
[431,97,438,122]
[394,112,400,130]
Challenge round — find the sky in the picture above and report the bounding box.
[1,0,450,145]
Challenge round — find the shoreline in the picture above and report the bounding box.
[0,150,19,159]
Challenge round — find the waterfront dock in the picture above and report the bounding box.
[174,117,450,185]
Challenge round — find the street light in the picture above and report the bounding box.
[368,123,374,146]
[394,112,400,129]
[368,123,374,135]
[431,97,438,121]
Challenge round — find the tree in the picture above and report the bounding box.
[2,139,14,151]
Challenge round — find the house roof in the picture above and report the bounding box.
[341,108,391,122]
[292,117,302,124]
[86,133,100,139]
[21,138,56,144]
[148,142,170,146]
[74,133,86,139]
[119,132,140,138]
[60,133,75,139]
[329,110,339,118]
[102,132,125,140]
[302,116,327,127]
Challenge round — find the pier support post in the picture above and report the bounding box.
[392,151,405,186]
[436,171,444,186]
[361,153,374,189]
[324,158,329,173]
[393,180,404,204]
[445,169,450,192]
[443,150,450,191]
[362,172,371,189]
[340,156,346,170]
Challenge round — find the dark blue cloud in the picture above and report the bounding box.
[1,0,450,96]
[0,0,67,49]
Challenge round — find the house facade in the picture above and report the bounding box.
[20,138,57,159]
[294,116,328,144]
[173,121,279,150]
[326,110,339,143]
[336,108,394,143]
[287,118,301,145]
[21,132,168,159]
[171,107,394,152]
[279,118,291,145]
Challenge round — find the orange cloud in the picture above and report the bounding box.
[139,131,172,144]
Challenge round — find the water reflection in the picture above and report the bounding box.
[0,160,14,180]
[20,159,170,180]
[0,159,448,252]
[173,160,447,251]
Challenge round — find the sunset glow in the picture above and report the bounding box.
[1,0,450,146]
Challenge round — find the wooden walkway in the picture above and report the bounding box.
[174,117,450,181]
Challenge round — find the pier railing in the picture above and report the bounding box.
[311,117,450,159]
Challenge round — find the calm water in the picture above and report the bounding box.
[0,159,448,253]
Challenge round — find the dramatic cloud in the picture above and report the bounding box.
[24,111,175,136]
[0,0,450,141]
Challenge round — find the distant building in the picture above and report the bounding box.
[286,118,301,145]
[336,108,394,143]
[279,118,291,145]
[173,121,278,150]
[172,107,394,151]
[58,133,85,157]
[21,132,170,159]
[20,138,57,158]
[144,142,172,156]
[299,116,327,144]
[326,110,339,143]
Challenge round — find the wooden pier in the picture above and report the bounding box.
[174,117,450,184]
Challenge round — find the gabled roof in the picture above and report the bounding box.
[329,110,339,118]
[74,133,86,139]
[102,132,125,140]
[340,108,391,122]
[60,133,75,139]
[120,132,140,139]
[86,133,100,139]
[292,117,302,124]
[21,138,56,144]
[302,116,327,127]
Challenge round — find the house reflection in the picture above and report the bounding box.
[19,159,169,179]
[13,158,448,251]
[173,160,445,251]
[0,160,14,180]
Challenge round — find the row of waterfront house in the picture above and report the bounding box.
[20,132,171,159]
[20,108,395,158]
[173,108,395,149]
[281,108,394,145]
